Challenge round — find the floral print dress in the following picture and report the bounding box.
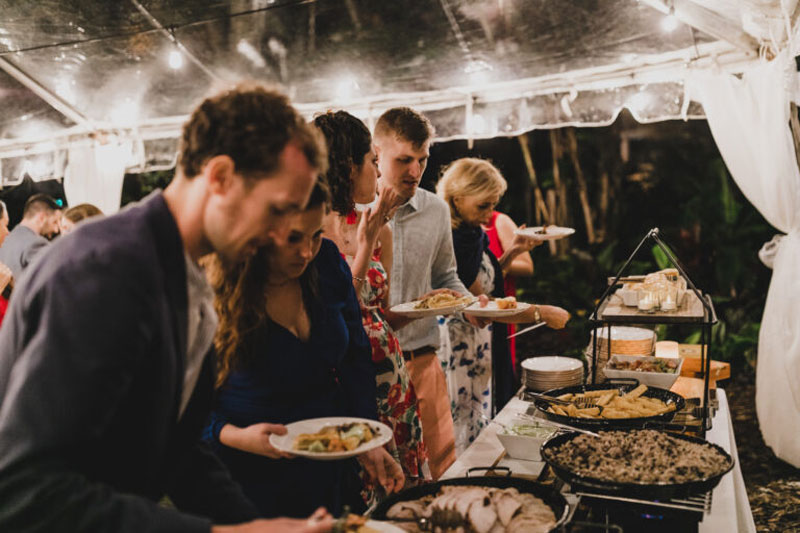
[354,250,429,482]
[438,252,494,455]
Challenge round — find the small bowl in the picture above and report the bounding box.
[603,354,683,389]
[496,420,557,461]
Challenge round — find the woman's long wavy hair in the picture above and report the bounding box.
[312,111,372,216]
[205,180,331,388]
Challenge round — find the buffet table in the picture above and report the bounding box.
[442,389,756,532]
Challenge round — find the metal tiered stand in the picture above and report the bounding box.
[588,228,717,433]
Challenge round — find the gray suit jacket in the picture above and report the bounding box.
[0,224,48,278]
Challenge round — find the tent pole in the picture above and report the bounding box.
[640,0,760,55]
[0,57,93,130]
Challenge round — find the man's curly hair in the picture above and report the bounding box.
[312,111,372,216]
[179,82,327,180]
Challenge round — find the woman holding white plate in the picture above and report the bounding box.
[202,182,403,518]
[436,158,570,453]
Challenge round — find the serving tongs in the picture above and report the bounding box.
[387,509,468,531]
[522,390,600,410]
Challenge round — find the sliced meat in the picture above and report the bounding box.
[467,496,498,533]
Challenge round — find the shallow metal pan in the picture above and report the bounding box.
[371,467,570,532]
[540,430,734,500]
[529,379,686,429]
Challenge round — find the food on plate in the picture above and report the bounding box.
[332,514,378,533]
[413,292,472,310]
[543,429,731,484]
[544,385,676,419]
[387,485,556,533]
[607,357,679,374]
[293,422,377,453]
[534,225,550,235]
[495,296,518,309]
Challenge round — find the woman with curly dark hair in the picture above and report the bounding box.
[202,181,404,518]
[313,111,430,487]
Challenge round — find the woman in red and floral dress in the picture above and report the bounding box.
[314,111,430,485]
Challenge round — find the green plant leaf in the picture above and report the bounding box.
[651,244,671,270]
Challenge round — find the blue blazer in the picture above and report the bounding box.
[0,192,257,532]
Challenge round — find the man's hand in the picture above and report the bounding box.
[219,423,294,459]
[212,508,333,533]
[358,447,405,494]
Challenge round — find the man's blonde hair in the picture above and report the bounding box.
[436,158,507,228]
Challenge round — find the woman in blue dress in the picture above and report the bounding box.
[203,182,404,518]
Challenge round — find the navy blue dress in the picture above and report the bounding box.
[204,239,377,518]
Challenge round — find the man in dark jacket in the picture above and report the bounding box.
[0,84,332,533]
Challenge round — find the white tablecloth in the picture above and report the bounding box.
[442,389,756,532]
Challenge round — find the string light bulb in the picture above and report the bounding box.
[167,49,183,70]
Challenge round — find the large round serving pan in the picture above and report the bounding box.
[531,380,686,429]
[371,468,570,532]
[540,430,734,500]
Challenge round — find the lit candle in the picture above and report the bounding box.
[638,293,655,312]
[661,294,676,311]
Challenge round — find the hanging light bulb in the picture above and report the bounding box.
[661,14,680,32]
[167,49,184,70]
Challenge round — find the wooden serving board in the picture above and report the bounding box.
[598,291,707,323]
[678,344,731,381]
[671,376,714,398]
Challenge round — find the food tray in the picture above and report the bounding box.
[531,381,686,429]
[603,354,683,389]
[540,430,734,499]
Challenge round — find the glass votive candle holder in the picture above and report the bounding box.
[637,288,658,313]
[660,285,678,311]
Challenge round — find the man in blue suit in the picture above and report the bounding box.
[0,84,333,533]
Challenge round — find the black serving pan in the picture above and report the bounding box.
[529,379,686,429]
[371,467,570,532]
[540,430,735,500]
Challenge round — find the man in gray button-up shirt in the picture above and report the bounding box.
[0,193,61,279]
[375,107,483,479]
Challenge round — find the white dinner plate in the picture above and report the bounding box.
[462,301,531,318]
[389,298,473,318]
[521,356,583,373]
[514,226,575,240]
[269,417,392,461]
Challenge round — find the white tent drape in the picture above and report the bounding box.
[63,142,130,215]
[689,51,800,467]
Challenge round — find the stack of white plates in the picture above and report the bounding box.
[521,356,584,392]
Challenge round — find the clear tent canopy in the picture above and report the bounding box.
[0,0,793,184]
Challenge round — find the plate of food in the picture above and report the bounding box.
[462,297,531,318]
[389,293,474,318]
[270,417,393,460]
[514,225,575,240]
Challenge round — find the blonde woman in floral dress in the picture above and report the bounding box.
[314,111,430,487]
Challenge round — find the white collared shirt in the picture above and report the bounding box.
[389,188,468,351]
